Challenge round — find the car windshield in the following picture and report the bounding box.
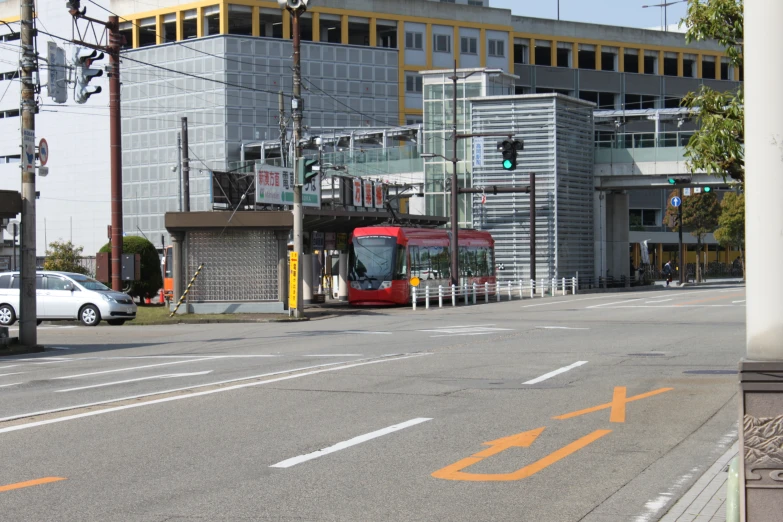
[348,236,396,282]
[67,274,111,291]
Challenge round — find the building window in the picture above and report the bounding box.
[663,52,678,76]
[535,40,552,66]
[578,44,596,70]
[702,55,716,79]
[182,9,198,39]
[138,17,157,47]
[721,58,733,80]
[488,39,504,57]
[406,73,423,93]
[624,94,657,110]
[630,209,659,228]
[644,51,658,75]
[203,5,220,37]
[461,36,477,55]
[513,40,528,64]
[0,109,20,118]
[119,21,133,48]
[624,48,639,73]
[319,14,340,43]
[433,34,451,53]
[377,19,398,48]
[405,31,423,50]
[556,42,572,68]
[163,13,177,42]
[468,0,484,5]
[258,9,283,38]
[683,54,697,78]
[228,5,253,36]
[1,70,19,80]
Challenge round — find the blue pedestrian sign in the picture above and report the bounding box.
[670,196,682,208]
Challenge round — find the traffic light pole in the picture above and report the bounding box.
[678,187,684,285]
[108,16,123,292]
[19,0,38,347]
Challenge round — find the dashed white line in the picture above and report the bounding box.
[303,354,364,357]
[0,383,21,388]
[585,299,643,309]
[0,372,24,378]
[0,354,430,435]
[733,300,746,304]
[270,418,433,469]
[0,365,19,370]
[536,326,590,330]
[56,371,214,393]
[523,361,588,385]
[53,358,215,380]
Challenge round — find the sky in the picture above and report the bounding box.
[490,0,691,30]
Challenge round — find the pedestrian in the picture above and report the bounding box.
[662,260,673,287]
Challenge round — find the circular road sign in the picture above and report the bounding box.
[38,138,49,166]
[670,196,682,208]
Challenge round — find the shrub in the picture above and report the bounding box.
[99,236,163,298]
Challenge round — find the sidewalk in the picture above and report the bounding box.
[659,443,738,522]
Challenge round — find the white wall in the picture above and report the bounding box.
[0,0,111,255]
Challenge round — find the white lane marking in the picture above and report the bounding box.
[0,354,430,435]
[56,371,214,393]
[596,304,743,309]
[345,331,392,335]
[523,361,588,385]
[439,324,498,328]
[0,383,21,388]
[303,354,364,357]
[0,361,350,423]
[644,299,673,304]
[53,357,216,380]
[536,326,589,330]
[733,300,746,304]
[0,372,24,378]
[49,347,71,350]
[270,418,432,469]
[431,332,498,338]
[33,360,76,365]
[0,365,19,370]
[585,299,643,309]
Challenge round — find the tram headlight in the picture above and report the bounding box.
[379,281,392,290]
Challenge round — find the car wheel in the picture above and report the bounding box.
[0,305,16,326]
[79,305,101,327]
[107,319,126,326]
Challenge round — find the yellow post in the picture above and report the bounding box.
[551,39,557,67]
[658,50,664,76]
[369,17,377,47]
[454,26,461,68]
[219,2,228,35]
[132,20,139,48]
[282,10,290,39]
[426,24,433,68]
[480,29,487,67]
[251,6,259,37]
[677,52,684,77]
[715,56,722,79]
[197,7,204,38]
[697,53,703,78]
[595,44,602,71]
[156,15,163,45]
[638,48,644,74]
[341,15,348,44]
[312,12,320,42]
[176,11,184,41]
[618,46,624,72]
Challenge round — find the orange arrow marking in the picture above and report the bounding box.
[0,477,66,492]
[432,427,611,482]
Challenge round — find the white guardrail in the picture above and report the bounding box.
[411,277,578,310]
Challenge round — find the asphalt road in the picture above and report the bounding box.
[0,285,745,521]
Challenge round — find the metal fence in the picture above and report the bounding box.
[410,277,578,310]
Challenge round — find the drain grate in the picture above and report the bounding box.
[683,370,738,375]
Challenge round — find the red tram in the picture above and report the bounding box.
[348,226,496,306]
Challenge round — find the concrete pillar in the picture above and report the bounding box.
[605,192,630,281]
[338,252,349,301]
[275,230,289,309]
[171,232,186,314]
[302,254,313,304]
[740,2,783,519]
[593,191,607,283]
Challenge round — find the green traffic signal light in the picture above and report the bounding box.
[503,159,513,170]
[703,186,712,193]
[668,178,676,185]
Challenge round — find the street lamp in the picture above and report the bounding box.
[642,1,688,32]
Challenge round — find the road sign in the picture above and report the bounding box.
[38,138,48,166]
[473,139,484,168]
[670,196,682,208]
[23,129,35,171]
[289,252,299,310]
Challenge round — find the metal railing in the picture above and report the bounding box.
[410,277,578,310]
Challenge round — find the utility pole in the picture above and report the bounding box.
[181,117,190,212]
[741,1,783,519]
[108,16,123,292]
[529,172,536,282]
[19,0,38,346]
[278,91,287,168]
[280,0,309,318]
[176,132,183,211]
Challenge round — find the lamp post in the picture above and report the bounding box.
[642,0,687,32]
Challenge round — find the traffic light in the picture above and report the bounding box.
[72,47,103,104]
[667,177,689,185]
[498,139,523,171]
[703,186,712,193]
[296,157,319,184]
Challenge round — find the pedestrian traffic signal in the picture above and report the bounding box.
[296,157,319,184]
[497,139,523,171]
[72,47,103,104]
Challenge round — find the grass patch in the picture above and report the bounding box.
[130,305,295,325]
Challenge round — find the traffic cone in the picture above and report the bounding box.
[158,289,165,304]
[144,293,151,305]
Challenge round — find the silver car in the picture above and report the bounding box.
[0,271,137,327]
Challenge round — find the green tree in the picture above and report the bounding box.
[681,0,744,182]
[666,190,721,282]
[43,240,89,275]
[99,236,163,298]
[713,192,745,279]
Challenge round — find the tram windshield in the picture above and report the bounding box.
[349,236,396,286]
